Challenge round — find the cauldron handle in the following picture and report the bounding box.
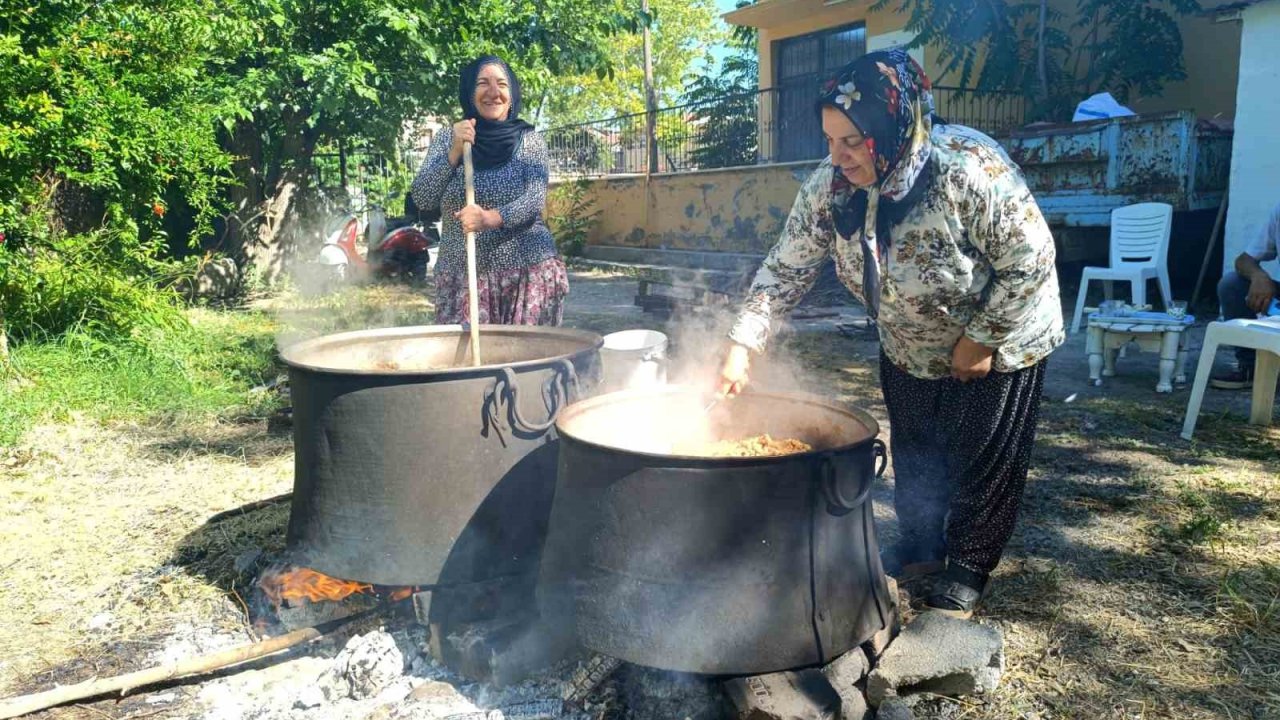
[873,438,888,477]
[558,358,582,401]
[498,359,577,434]
[821,439,887,513]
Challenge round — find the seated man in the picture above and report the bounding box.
[1211,200,1280,389]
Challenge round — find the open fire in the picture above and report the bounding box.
[257,566,414,607]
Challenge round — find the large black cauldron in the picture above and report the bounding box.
[540,388,892,675]
[280,325,601,608]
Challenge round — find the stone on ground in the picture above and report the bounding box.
[822,648,872,720]
[837,688,871,720]
[874,695,914,720]
[318,629,406,701]
[866,612,1004,705]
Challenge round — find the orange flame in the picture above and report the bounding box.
[258,567,373,606]
[256,566,418,608]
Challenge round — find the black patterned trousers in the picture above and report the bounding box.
[880,352,1048,575]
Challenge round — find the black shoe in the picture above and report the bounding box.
[880,542,945,580]
[1210,365,1254,390]
[924,564,990,620]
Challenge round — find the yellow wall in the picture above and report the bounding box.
[1124,7,1240,119]
[737,0,1240,121]
[560,161,819,253]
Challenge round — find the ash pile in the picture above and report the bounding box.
[182,573,1004,720]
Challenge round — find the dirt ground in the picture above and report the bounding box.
[1,271,1277,719]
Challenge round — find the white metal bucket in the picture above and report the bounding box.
[600,329,668,392]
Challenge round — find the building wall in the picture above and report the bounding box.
[738,0,1239,121]
[748,1,924,160]
[753,1,917,91]
[561,161,819,253]
[1223,0,1280,274]
[1112,1,1241,120]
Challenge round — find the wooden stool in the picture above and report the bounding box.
[1086,313,1192,393]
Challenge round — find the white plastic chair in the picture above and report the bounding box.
[1070,203,1174,333]
[1180,318,1280,439]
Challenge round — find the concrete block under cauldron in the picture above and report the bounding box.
[540,387,896,676]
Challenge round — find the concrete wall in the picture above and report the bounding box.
[1223,0,1280,274]
[562,161,820,254]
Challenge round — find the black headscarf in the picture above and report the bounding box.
[458,55,535,171]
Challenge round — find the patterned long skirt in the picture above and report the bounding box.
[433,257,570,327]
[880,353,1048,576]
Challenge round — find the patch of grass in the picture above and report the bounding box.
[1218,562,1280,638]
[0,308,282,447]
[0,420,294,694]
[1149,482,1229,548]
[0,282,442,448]
[1173,511,1226,545]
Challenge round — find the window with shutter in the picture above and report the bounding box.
[774,23,866,162]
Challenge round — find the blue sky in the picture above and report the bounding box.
[702,0,745,72]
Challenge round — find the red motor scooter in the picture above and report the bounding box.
[317,197,437,284]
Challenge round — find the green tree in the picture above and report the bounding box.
[0,0,234,342]
[0,0,232,247]
[1070,0,1201,104]
[681,0,759,169]
[212,0,634,281]
[0,0,634,344]
[539,0,725,126]
[871,0,1200,121]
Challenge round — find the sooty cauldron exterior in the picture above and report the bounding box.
[281,325,602,609]
[540,387,894,675]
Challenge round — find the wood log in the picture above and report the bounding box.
[0,606,385,719]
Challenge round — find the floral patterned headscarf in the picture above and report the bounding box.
[821,49,934,196]
[818,49,935,318]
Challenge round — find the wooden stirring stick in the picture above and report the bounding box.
[462,142,482,367]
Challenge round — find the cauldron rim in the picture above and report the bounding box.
[279,323,604,378]
[555,386,881,465]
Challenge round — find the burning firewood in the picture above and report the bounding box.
[259,566,373,605]
[562,654,623,708]
[257,565,415,608]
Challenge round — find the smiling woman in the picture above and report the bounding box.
[822,108,875,188]
[411,55,568,327]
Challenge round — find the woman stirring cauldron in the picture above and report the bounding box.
[411,55,568,326]
[717,50,1064,619]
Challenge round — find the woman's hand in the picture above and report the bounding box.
[448,119,477,167]
[716,344,752,398]
[951,335,995,382]
[454,204,502,234]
